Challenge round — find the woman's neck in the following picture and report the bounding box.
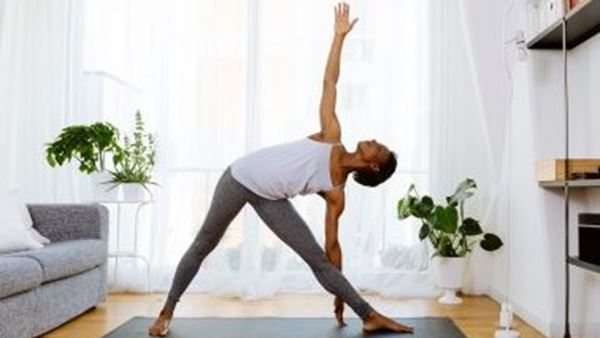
[336,148,368,175]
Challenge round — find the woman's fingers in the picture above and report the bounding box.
[335,2,350,18]
[335,2,357,32]
[335,3,341,19]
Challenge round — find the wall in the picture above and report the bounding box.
[0,0,4,41]
[0,0,4,54]
[460,0,600,336]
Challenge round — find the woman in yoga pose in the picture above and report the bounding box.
[149,3,413,336]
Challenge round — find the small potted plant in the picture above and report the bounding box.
[45,122,123,200]
[106,111,158,201]
[397,179,503,304]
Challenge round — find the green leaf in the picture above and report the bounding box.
[429,206,442,229]
[413,196,434,218]
[446,178,477,206]
[397,196,417,220]
[480,233,503,251]
[418,223,430,240]
[46,151,56,167]
[459,217,483,236]
[433,205,458,234]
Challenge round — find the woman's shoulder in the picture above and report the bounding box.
[307,133,343,146]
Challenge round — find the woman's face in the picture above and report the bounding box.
[357,139,389,168]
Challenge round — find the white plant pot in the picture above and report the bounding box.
[120,183,146,202]
[432,257,467,305]
[90,171,118,201]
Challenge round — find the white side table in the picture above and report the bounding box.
[96,199,153,292]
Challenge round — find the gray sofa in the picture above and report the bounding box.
[0,204,109,338]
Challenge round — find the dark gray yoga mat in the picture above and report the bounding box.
[102,317,467,338]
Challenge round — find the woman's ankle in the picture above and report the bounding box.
[159,307,173,318]
[362,309,377,323]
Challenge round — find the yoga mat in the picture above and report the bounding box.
[102,317,467,338]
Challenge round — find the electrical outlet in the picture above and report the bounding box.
[515,30,528,61]
[505,29,528,62]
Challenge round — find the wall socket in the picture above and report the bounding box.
[505,29,528,62]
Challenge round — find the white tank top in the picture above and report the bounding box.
[231,138,340,200]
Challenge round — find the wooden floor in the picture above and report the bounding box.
[41,293,546,338]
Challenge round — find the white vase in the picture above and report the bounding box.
[120,183,146,202]
[90,171,118,201]
[432,257,467,304]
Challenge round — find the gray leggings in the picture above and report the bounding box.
[165,167,373,319]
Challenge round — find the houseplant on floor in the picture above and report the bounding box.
[45,122,123,200]
[397,179,503,304]
[106,111,157,201]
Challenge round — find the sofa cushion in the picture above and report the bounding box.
[0,257,43,299]
[8,239,107,283]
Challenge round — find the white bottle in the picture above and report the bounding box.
[499,303,514,329]
[494,303,520,338]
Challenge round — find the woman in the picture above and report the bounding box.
[149,3,413,336]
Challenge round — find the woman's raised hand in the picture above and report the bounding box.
[334,2,358,36]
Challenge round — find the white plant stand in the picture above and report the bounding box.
[97,199,153,293]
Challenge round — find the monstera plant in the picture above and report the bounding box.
[397,179,503,304]
[397,179,503,257]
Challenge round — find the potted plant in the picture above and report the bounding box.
[397,179,503,304]
[106,111,157,201]
[45,122,123,200]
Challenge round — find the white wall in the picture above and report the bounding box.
[0,0,5,53]
[460,0,600,336]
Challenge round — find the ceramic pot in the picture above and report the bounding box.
[432,256,467,304]
[120,183,146,202]
[90,171,118,201]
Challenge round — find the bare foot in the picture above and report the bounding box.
[148,308,173,337]
[362,310,414,334]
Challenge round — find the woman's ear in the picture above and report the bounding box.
[369,163,380,172]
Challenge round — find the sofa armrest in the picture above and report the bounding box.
[26,203,109,243]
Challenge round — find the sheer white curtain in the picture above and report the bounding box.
[1,0,437,297]
[429,0,510,294]
[0,0,89,202]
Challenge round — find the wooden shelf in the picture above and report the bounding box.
[539,179,600,188]
[527,0,600,49]
[568,256,600,274]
